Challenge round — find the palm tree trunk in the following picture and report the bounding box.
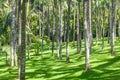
[96,9,98,45]
[11,0,17,66]
[110,0,116,56]
[73,4,76,42]
[53,0,59,58]
[47,5,50,50]
[77,1,81,54]
[108,14,110,44]
[17,0,21,79]
[102,9,104,50]
[27,35,30,59]
[66,0,71,62]
[58,0,62,60]
[52,4,55,56]
[41,3,44,56]
[19,0,27,79]
[63,11,66,42]
[89,0,92,54]
[84,0,90,71]
[6,42,9,65]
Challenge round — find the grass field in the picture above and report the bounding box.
[0,39,120,80]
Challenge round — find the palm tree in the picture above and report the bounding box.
[76,0,81,54]
[58,0,62,60]
[19,0,27,79]
[83,0,90,70]
[89,0,92,53]
[52,1,55,56]
[66,0,71,62]
[110,0,116,56]
[10,0,17,66]
[17,0,21,79]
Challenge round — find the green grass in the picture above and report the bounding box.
[0,38,120,80]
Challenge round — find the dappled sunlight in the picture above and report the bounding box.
[0,38,120,80]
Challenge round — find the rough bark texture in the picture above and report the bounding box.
[95,7,99,45]
[110,0,116,56]
[47,5,50,50]
[54,0,59,58]
[64,11,66,42]
[84,0,90,70]
[41,4,44,56]
[73,6,76,42]
[5,32,9,66]
[52,4,55,56]
[38,2,41,36]
[18,0,21,79]
[89,0,92,54]
[58,0,62,60]
[11,0,17,66]
[27,0,30,59]
[102,9,105,50]
[108,13,110,44]
[96,24,98,45]
[27,35,30,59]
[66,0,71,63]
[77,1,81,54]
[19,0,27,79]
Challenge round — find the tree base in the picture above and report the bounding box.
[66,57,70,63]
[85,67,91,71]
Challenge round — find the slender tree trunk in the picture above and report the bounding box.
[66,0,71,62]
[27,0,30,59]
[53,0,59,58]
[108,14,110,44]
[77,1,81,54]
[27,35,30,59]
[47,5,50,50]
[58,0,62,60]
[84,0,90,70]
[110,0,116,56]
[64,11,66,42]
[19,0,27,79]
[102,10,104,50]
[102,28,104,50]
[6,42,9,65]
[108,1,111,44]
[11,0,17,66]
[96,10,98,45]
[18,0,21,79]
[89,0,92,54]
[73,4,76,42]
[114,12,116,39]
[98,14,101,39]
[38,14,41,36]
[118,16,120,38]
[99,8,102,40]
[96,23,98,45]
[41,3,44,56]
[38,2,41,37]
[52,4,55,56]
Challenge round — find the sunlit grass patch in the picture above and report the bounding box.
[0,38,120,80]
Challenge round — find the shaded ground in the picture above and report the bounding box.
[0,39,120,80]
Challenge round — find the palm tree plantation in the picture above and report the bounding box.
[0,0,120,80]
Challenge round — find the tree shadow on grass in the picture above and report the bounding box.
[25,51,86,80]
[80,69,120,80]
[26,62,85,80]
[0,66,18,80]
[1,41,120,80]
[80,56,120,80]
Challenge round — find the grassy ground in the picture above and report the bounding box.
[0,39,120,80]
